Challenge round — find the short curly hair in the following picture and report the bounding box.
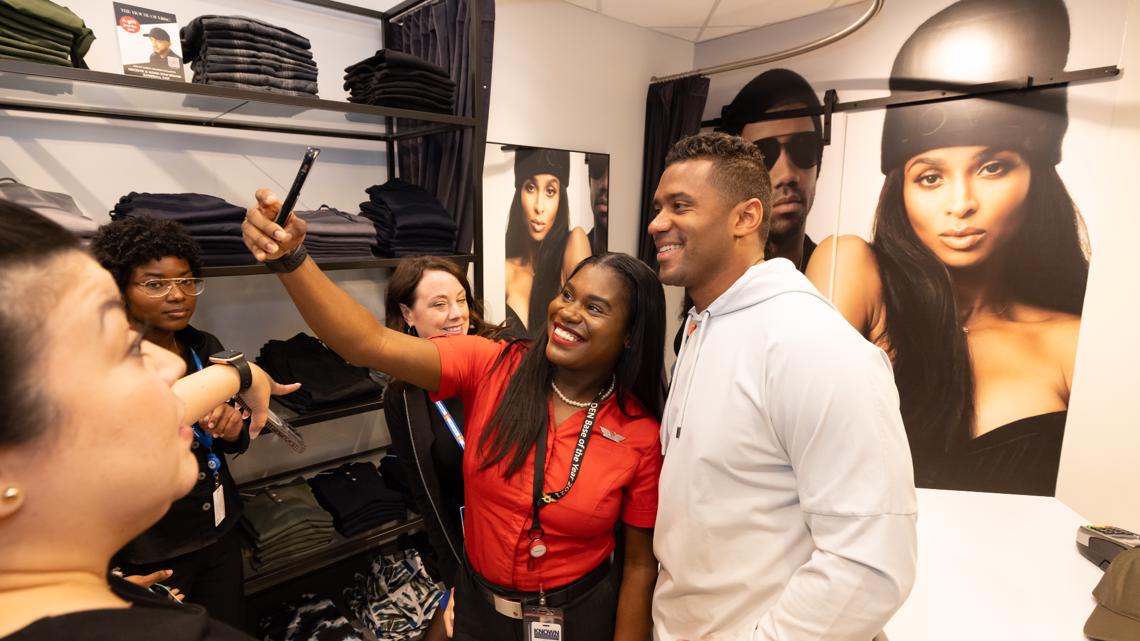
[665,132,773,246]
[91,216,203,293]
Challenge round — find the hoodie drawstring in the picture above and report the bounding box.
[661,307,711,454]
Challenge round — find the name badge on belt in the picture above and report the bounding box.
[524,605,564,641]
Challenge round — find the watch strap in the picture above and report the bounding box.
[265,244,309,274]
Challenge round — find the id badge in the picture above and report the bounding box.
[523,605,564,641]
[212,484,226,527]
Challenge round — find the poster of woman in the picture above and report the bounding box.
[484,144,610,334]
[702,0,1122,496]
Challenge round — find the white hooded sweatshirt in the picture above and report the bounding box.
[652,259,917,641]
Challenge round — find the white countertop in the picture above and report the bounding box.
[884,489,1103,640]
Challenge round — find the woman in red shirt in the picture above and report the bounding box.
[242,189,666,641]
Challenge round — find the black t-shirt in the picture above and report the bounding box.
[1,576,254,641]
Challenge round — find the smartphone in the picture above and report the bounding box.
[233,396,307,453]
[275,146,320,227]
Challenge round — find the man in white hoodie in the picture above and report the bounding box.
[648,132,917,641]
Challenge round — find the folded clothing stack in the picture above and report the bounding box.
[256,333,383,413]
[0,177,97,240]
[308,463,407,538]
[344,549,445,641]
[343,49,455,114]
[0,0,95,68]
[259,594,365,641]
[181,15,319,97]
[295,207,377,259]
[110,192,253,266]
[241,478,336,575]
[359,179,456,257]
[378,454,417,513]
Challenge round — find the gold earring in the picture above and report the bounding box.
[2,487,18,501]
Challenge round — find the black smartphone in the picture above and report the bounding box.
[275,147,320,227]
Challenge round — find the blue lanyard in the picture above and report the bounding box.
[433,400,464,451]
[190,351,223,485]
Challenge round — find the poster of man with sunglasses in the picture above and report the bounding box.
[717,68,824,273]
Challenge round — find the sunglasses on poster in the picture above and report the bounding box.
[752,132,821,172]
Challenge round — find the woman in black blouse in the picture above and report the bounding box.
[91,217,251,627]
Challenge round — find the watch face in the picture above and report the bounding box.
[210,350,243,363]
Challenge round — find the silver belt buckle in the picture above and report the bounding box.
[492,593,523,619]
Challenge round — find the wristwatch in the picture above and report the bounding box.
[209,350,252,394]
[264,244,309,273]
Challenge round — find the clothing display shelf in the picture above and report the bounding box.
[237,444,423,595]
[200,253,476,277]
[0,59,474,143]
[269,395,384,428]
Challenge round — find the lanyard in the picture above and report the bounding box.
[189,351,223,485]
[527,389,605,560]
[433,400,465,451]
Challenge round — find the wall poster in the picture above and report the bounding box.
[483,143,609,335]
[703,0,1124,496]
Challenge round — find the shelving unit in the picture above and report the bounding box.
[244,515,423,595]
[201,253,475,277]
[0,0,485,612]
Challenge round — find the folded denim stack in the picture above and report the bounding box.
[110,192,253,266]
[0,177,98,240]
[308,463,407,538]
[343,49,455,114]
[181,15,319,97]
[358,179,456,257]
[0,0,95,68]
[295,207,378,259]
[259,594,365,641]
[241,478,337,575]
[255,333,383,413]
[343,549,445,641]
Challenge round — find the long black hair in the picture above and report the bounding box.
[504,181,572,333]
[479,252,667,476]
[870,161,1088,477]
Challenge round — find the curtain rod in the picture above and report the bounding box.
[651,0,884,84]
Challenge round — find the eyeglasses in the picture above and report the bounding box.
[132,277,205,298]
[753,132,821,171]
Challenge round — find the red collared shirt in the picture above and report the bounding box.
[431,335,662,591]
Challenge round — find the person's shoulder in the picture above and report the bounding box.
[178,325,223,354]
[1017,305,1081,361]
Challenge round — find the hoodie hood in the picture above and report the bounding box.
[664,258,833,453]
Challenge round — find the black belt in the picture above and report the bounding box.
[468,555,614,620]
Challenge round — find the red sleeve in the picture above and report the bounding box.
[620,420,664,529]
[429,335,507,407]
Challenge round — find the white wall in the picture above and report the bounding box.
[1055,0,1140,530]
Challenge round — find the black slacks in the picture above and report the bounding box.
[451,559,622,641]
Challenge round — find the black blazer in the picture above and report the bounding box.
[384,385,466,583]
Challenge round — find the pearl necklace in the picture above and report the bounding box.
[551,376,615,408]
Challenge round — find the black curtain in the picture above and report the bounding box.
[392,0,495,254]
[636,75,710,269]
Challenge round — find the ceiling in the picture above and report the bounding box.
[559,0,868,42]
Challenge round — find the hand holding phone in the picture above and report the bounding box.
[275,147,320,227]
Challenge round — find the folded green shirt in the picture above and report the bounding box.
[0,41,70,65]
[0,0,94,66]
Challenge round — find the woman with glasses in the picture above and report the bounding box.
[90,216,250,629]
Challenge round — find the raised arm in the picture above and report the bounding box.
[241,189,441,391]
[168,353,297,436]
